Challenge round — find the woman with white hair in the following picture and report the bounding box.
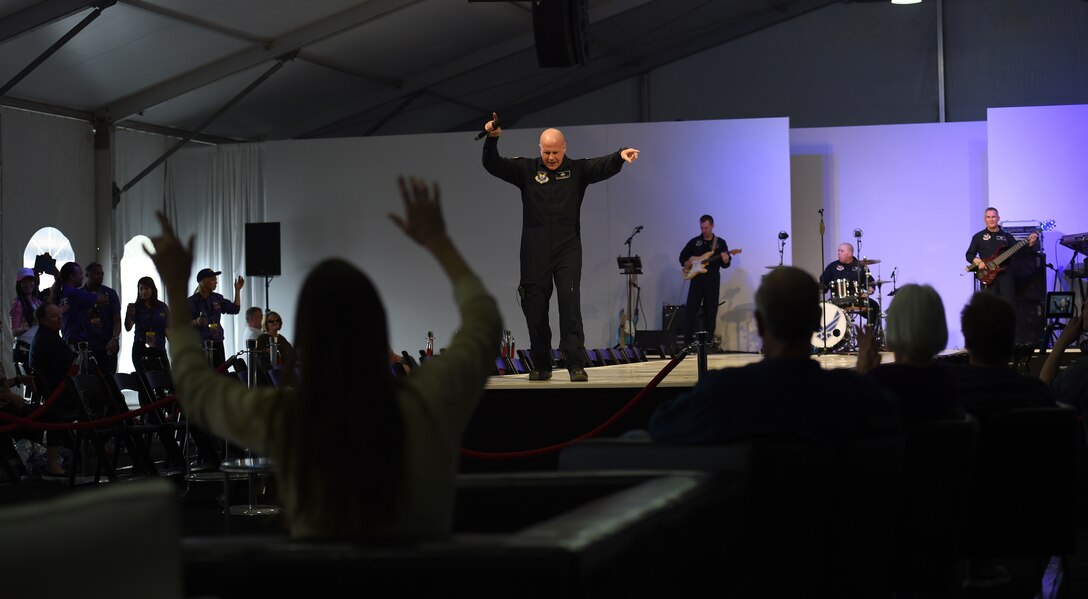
[858,284,960,421]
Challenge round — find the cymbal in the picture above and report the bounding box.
[871,279,891,286]
[858,258,881,266]
[765,265,783,269]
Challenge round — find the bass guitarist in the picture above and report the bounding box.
[679,214,732,345]
[965,207,1038,304]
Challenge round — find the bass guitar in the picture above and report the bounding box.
[966,220,1055,287]
[683,249,742,280]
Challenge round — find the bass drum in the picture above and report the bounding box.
[812,302,848,352]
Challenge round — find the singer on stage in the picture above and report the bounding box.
[679,215,731,345]
[481,112,640,381]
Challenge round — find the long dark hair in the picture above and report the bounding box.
[49,262,81,303]
[137,276,159,307]
[14,276,38,327]
[276,258,403,533]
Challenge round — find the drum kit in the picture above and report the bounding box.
[811,258,890,353]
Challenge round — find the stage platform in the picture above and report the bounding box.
[463,350,967,472]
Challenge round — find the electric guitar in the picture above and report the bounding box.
[615,308,636,347]
[683,249,742,280]
[966,220,1055,287]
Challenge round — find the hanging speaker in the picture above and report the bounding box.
[532,0,589,67]
[245,222,281,277]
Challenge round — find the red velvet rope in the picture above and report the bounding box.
[0,395,177,430]
[0,360,180,432]
[459,351,688,460]
[0,363,78,433]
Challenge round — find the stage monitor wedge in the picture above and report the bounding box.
[245,222,281,277]
[533,0,589,67]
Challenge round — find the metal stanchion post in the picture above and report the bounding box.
[695,330,709,381]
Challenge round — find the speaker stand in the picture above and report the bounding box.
[263,276,276,314]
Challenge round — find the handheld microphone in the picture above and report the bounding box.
[778,231,789,240]
[475,116,500,140]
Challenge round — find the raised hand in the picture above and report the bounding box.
[390,177,447,246]
[484,112,501,137]
[147,211,195,289]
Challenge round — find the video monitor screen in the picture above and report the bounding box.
[1045,292,1076,319]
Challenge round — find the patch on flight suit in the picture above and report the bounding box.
[836,265,844,271]
[982,233,991,241]
[556,170,571,180]
[535,172,549,184]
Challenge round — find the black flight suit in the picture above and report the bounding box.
[483,136,626,371]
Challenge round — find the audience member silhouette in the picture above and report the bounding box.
[150,177,502,540]
[649,266,899,446]
[949,292,1054,423]
[857,283,960,421]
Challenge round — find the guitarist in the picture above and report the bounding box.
[679,215,732,345]
[965,207,1038,304]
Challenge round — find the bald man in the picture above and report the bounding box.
[482,113,639,382]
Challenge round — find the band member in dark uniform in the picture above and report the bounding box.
[482,112,640,382]
[965,207,1037,304]
[187,268,244,368]
[820,243,878,319]
[679,215,732,344]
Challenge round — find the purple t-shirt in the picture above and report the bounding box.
[187,292,240,342]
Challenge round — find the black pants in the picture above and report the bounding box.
[683,273,720,344]
[92,347,118,376]
[982,271,1016,306]
[522,251,584,371]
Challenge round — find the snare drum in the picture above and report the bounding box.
[812,302,848,351]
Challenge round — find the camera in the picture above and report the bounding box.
[34,253,58,276]
[1045,292,1076,319]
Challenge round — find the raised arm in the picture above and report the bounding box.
[1041,310,1086,384]
[481,112,521,186]
[389,177,470,283]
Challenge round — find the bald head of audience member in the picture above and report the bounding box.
[961,291,1016,367]
[885,284,948,365]
[755,267,821,357]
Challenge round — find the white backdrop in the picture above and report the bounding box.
[264,118,792,355]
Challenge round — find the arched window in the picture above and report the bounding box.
[23,227,75,291]
[118,235,163,376]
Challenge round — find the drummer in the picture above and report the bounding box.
[820,242,876,316]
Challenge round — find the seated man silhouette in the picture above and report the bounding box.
[649,266,899,446]
[950,292,1055,423]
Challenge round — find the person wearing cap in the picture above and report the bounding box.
[82,262,122,375]
[9,267,43,368]
[186,267,244,367]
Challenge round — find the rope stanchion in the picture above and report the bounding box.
[0,395,177,430]
[0,362,78,433]
[459,348,691,460]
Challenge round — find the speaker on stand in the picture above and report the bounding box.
[532,0,589,67]
[245,222,281,313]
[1009,251,1046,345]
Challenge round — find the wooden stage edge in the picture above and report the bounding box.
[482,349,969,391]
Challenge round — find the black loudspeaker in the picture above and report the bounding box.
[1009,252,1046,344]
[245,222,281,277]
[532,0,589,67]
[661,302,687,334]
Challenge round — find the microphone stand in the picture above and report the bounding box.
[621,227,642,349]
[778,236,786,266]
[818,209,827,353]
